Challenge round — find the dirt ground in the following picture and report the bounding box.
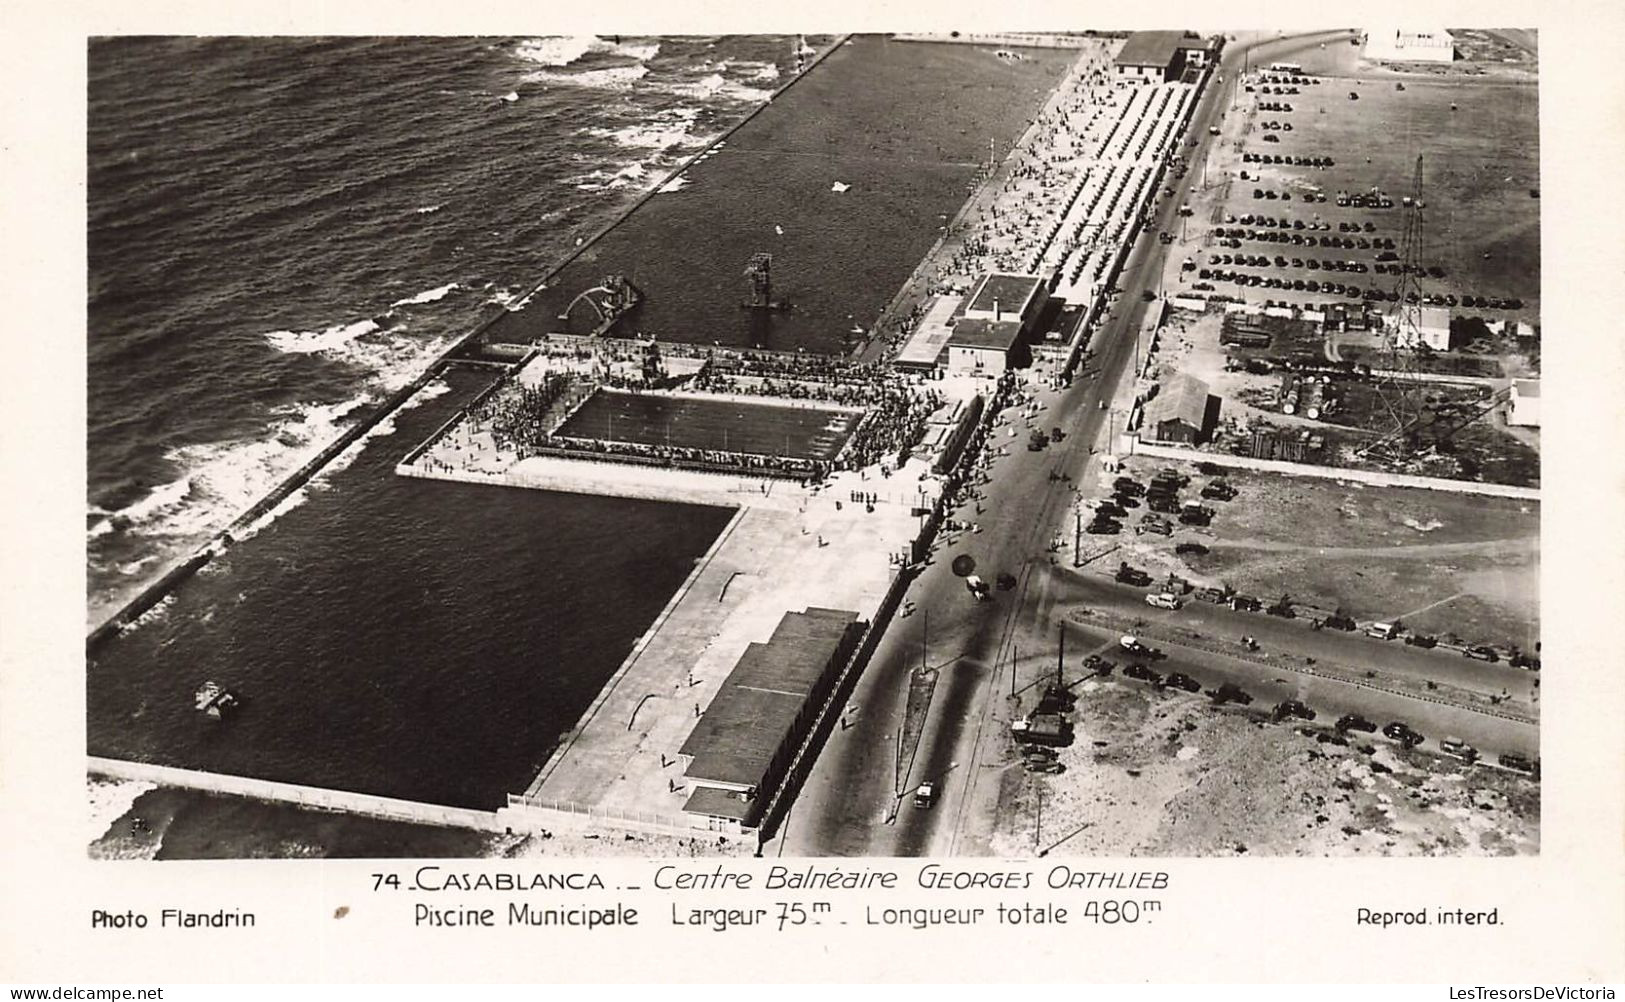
[1094,456,1538,649]
[989,681,1538,857]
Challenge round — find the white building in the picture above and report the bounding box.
[1508,379,1540,428]
[1364,29,1455,64]
[1390,304,1451,351]
[945,319,1022,377]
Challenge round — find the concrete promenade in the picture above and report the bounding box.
[507,469,924,831]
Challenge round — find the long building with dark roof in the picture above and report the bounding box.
[679,607,865,831]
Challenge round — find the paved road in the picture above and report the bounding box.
[772,28,1517,859]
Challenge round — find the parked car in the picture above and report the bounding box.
[1146,592,1183,610]
[1272,700,1316,722]
[1211,683,1253,705]
[1439,737,1478,763]
[1115,564,1153,587]
[1119,635,1163,659]
[1161,672,1202,693]
[1383,722,1424,747]
[1138,520,1173,537]
[1497,754,1539,776]
[1463,645,1499,662]
[1123,663,1160,683]
[1404,633,1438,649]
[1336,714,1378,734]
[1175,542,1210,556]
[1230,594,1262,613]
[913,782,936,808]
[1087,520,1121,535]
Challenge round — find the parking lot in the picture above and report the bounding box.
[1186,44,1538,323]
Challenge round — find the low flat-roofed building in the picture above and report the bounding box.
[964,272,1048,325]
[680,607,864,831]
[895,294,961,372]
[1147,373,1213,444]
[1364,29,1455,64]
[1392,304,1451,351]
[1115,31,1210,81]
[1508,379,1540,427]
[946,318,1023,377]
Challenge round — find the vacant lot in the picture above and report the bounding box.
[1106,456,1538,648]
[989,681,1537,857]
[559,390,859,460]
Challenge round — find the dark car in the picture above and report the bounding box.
[1272,700,1316,722]
[1161,672,1202,693]
[1497,754,1539,776]
[1383,722,1424,747]
[1404,633,1439,649]
[1210,683,1253,706]
[1178,509,1212,526]
[1230,594,1262,613]
[1087,520,1122,535]
[1112,493,1141,509]
[996,572,1018,591]
[1510,652,1541,671]
[1149,497,1181,515]
[1336,714,1378,734]
[1115,564,1152,586]
[1266,596,1296,618]
[1175,542,1210,556]
[1096,501,1127,518]
[1197,462,1223,475]
[1463,645,1499,662]
[1114,478,1146,496]
[1123,663,1160,683]
[1323,612,1357,631]
[1201,482,1237,501]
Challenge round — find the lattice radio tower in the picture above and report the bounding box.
[1364,154,1428,456]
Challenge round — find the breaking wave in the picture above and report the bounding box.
[584,107,706,150]
[512,36,661,68]
[87,777,156,845]
[390,282,460,308]
[521,64,650,91]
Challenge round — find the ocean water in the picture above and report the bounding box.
[83,34,1075,854]
[88,34,809,623]
[86,34,808,847]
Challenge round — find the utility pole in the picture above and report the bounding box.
[1010,642,1018,698]
[1035,780,1043,852]
[1074,506,1082,566]
[1057,622,1065,688]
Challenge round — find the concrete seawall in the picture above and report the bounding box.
[88,757,507,833]
[85,37,852,656]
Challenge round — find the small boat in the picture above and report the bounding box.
[194,681,241,718]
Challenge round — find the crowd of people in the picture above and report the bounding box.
[839,383,944,472]
[470,371,581,454]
